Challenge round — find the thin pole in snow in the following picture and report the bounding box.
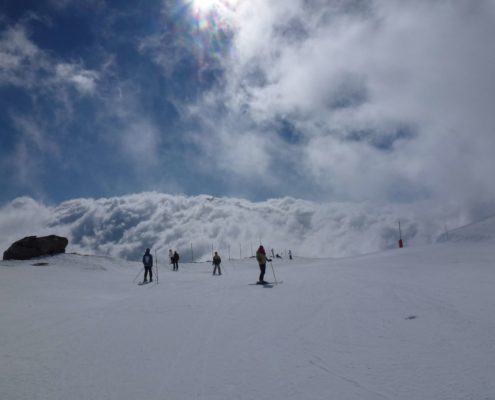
[133,268,142,283]
[398,221,403,248]
[155,249,159,284]
[269,261,278,285]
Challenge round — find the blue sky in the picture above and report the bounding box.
[1,0,495,212]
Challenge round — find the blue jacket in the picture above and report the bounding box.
[142,251,153,267]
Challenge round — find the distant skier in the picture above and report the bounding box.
[172,251,180,271]
[169,249,173,266]
[256,245,271,284]
[142,248,153,283]
[289,250,293,260]
[212,251,222,275]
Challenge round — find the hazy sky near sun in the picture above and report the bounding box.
[1,0,495,208]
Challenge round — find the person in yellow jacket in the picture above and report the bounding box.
[255,245,272,284]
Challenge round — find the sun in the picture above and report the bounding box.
[191,0,239,14]
[192,0,219,12]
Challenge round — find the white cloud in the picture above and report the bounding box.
[0,197,54,252]
[186,0,495,205]
[120,120,160,167]
[55,63,99,94]
[0,22,100,94]
[94,81,163,170]
[0,192,476,261]
[0,19,106,195]
[0,24,40,87]
[7,115,62,189]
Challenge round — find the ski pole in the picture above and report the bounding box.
[269,261,278,285]
[133,268,143,283]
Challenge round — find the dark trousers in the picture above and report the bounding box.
[173,262,179,271]
[213,264,221,275]
[144,266,153,281]
[259,263,266,282]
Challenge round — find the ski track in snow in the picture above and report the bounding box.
[1,242,495,400]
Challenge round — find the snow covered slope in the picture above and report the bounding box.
[1,242,495,400]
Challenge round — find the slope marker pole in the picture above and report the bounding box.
[155,249,159,284]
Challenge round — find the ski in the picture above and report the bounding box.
[249,281,283,286]
[138,281,152,286]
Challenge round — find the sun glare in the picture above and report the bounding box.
[181,0,241,68]
[193,0,218,12]
[191,0,239,14]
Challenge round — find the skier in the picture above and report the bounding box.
[169,249,173,266]
[172,251,180,271]
[212,251,222,275]
[256,245,271,284]
[289,250,293,260]
[142,248,153,283]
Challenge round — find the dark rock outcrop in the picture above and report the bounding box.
[3,235,69,260]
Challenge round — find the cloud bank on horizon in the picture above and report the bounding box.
[1,0,494,214]
[0,192,480,261]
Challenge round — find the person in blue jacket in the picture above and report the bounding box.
[142,248,153,283]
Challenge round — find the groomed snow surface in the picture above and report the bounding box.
[1,241,495,400]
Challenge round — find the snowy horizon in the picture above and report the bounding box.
[1,191,491,262]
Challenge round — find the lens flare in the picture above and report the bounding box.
[189,0,239,32]
[192,0,219,12]
[173,0,241,78]
[191,0,239,15]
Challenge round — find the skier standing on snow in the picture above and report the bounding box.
[212,251,222,275]
[289,250,293,260]
[142,248,153,283]
[256,245,271,284]
[172,251,180,271]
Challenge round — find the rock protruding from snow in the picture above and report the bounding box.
[3,235,68,260]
